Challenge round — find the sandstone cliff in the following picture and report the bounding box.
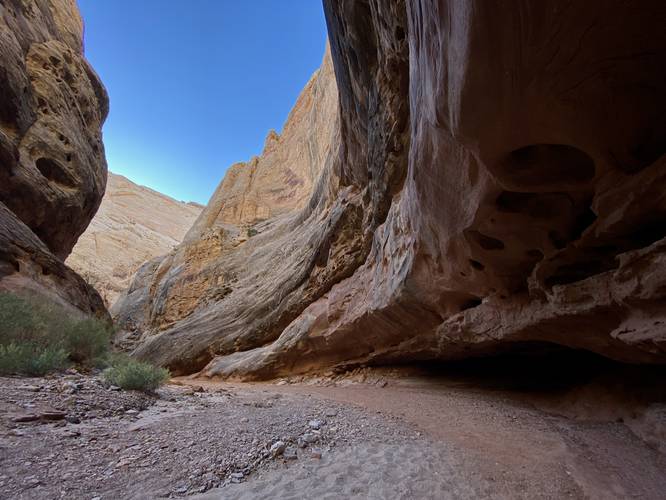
[0,0,108,317]
[67,172,203,307]
[116,0,666,376]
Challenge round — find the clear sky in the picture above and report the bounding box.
[78,1,329,205]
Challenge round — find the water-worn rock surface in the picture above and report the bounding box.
[67,173,203,307]
[114,0,666,377]
[0,0,108,317]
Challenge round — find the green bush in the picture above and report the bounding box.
[0,292,112,376]
[62,318,110,365]
[104,357,170,392]
[0,343,68,376]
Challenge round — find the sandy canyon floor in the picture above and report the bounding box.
[1,358,665,500]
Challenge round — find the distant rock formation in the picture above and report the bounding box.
[67,172,203,308]
[0,0,108,317]
[116,0,666,377]
[112,46,340,350]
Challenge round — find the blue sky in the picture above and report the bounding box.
[78,1,328,204]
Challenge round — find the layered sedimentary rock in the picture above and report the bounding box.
[185,57,339,241]
[0,0,108,317]
[117,0,666,376]
[67,173,203,307]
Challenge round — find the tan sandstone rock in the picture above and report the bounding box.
[66,172,203,308]
[0,0,108,318]
[115,0,666,376]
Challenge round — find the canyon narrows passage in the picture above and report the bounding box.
[1,1,665,377]
[1,1,665,499]
[111,0,666,379]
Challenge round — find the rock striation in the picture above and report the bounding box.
[67,172,203,308]
[116,0,666,376]
[0,0,108,317]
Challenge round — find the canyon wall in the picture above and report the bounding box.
[67,172,203,307]
[116,0,666,376]
[0,0,108,317]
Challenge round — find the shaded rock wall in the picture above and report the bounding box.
[117,0,666,376]
[0,0,108,317]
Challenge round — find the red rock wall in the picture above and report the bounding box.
[119,0,666,376]
[0,0,109,317]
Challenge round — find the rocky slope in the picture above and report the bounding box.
[115,0,666,377]
[66,172,203,307]
[0,0,108,318]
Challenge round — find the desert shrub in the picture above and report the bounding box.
[247,227,258,237]
[0,293,44,343]
[103,356,169,392]
[62,318,111,364]
[0,292,112,375]
[0,343,68,376]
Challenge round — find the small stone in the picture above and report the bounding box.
[230,472,244,480]
[297,432,319,448]
[310,448,323,459]
[174,485,188,494]
[125,409,139,416]
[40,411,66,421]
[12,414,39,423]
[26,478,41,488]
[283,447,298,460]
[21,385,40,392]
[8,429,25,437]
[270,440,286,456]
[62,381,80,393]
[109,385,121,391]
[325,409,337,418]
[308,419,323,430]
[66,415,81,424]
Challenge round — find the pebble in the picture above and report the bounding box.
[270,441,286,456]
[297,432,319,448]
[308,419,323,430]
[310,448,323,459]
[283,447,298,460]
[12,414,39,423]
[40,411,66,421]
[66,415,81,424]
